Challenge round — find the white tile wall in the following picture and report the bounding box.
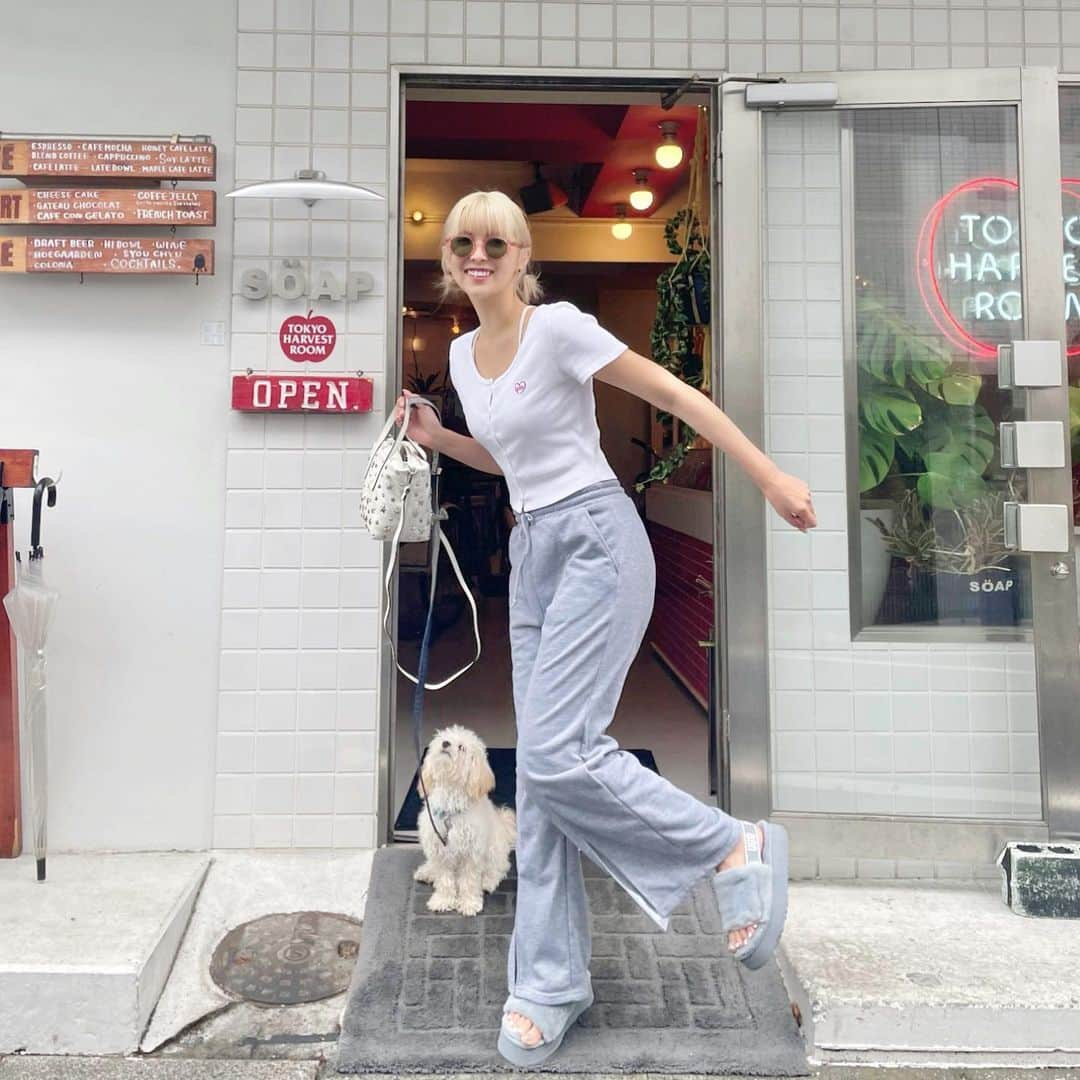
[220,0,1070,849]
[763,111,1042,821]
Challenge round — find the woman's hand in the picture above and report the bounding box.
[762,470,817,532]
[394,388,445,449]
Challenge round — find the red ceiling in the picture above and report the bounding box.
[404,101,702,219]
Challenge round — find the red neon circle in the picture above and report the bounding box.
[915,177,1080,360]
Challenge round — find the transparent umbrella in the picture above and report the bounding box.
[2,477,58,882]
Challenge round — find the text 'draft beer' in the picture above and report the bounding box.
[0,236,214,275]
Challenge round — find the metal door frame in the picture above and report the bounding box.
[381,66,723,847]
[720,67,1080,843]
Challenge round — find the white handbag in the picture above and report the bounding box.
[361,394,481,690]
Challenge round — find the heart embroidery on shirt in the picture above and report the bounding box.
[513,380,527,394]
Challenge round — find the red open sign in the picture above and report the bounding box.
[231,374,373,413]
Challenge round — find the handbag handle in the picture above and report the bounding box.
[368,393,441,496]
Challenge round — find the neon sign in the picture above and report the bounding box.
[916,176,1080,359]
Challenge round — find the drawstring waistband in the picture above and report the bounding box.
[513,511,534,607]
[510,479,624,606]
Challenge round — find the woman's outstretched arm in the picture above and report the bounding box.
[594,347,817,531]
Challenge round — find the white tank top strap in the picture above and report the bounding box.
[517,304,532,346]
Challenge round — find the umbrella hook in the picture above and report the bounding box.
[30,476,57,558]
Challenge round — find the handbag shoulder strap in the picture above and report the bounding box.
[381,489,481,691]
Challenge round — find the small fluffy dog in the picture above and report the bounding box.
[413,724,517,915]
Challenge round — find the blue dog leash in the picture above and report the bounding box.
[412,480,451,847]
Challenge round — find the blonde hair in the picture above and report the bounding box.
[435,190,544,305]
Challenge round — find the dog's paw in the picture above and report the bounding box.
[457,894,484,916]
[427,891,457,912]
[481,876,501,893]
[413,863,435,884]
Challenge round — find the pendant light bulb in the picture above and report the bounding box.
[628,168,654,211]
[655,121,683,169]
[611,203,632,240]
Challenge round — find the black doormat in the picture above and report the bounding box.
[394,747,660,833]
[336,845,808,1075]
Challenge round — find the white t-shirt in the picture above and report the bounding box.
[448,300,629,513]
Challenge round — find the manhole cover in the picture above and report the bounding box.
[210,910,362,1005]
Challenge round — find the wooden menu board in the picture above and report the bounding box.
[0,236,214,274]
[0,140,215,180]
[0,187,215,226]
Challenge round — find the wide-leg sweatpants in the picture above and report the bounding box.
[505,478,742,1005]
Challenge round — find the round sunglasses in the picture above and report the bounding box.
[443,234,524,259]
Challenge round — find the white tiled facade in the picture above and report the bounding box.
[215,0,1075,849]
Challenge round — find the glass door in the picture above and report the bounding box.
[1060,82,1080,646]
[720,69,1080,843]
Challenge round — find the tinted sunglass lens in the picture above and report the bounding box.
[485,237,508,258]
[450,235,473,256]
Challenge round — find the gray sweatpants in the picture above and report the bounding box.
[506,478,742,1005]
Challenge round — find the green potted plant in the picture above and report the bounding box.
[636,205,711,492]
[926,481,1024,624]
[866,488,939,623]
[868,481,1026,626]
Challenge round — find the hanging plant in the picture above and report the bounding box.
[636,112,712,493]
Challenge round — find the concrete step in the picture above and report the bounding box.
[777,879,1080,1068]
[0,1060,321,1079]
[0,853,211,1055]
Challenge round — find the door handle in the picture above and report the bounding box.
[997,341,1063,388]
[1003,502,1071,553]
[999,422,1067,469]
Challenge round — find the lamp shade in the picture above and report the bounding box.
[225,170,385,207]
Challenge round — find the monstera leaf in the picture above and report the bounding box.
[897,405,995,509]
[916,453,987,509]
[857,295,980,404]
[920,372,983,405]
[859,425,896,492]
[859,383,922,436]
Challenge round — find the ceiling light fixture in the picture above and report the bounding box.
[410,209,424,223]
[628,168,654,211]
[225,169,385,208]
[611,203,632,241]
[654,121,683,169]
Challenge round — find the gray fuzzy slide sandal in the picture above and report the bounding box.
[711,819,790,970]
[497,988,595,1067]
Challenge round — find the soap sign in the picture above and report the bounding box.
[917,176,1080,359]
[279,312,336,362]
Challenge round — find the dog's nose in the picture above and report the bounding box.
[442,740,451,749]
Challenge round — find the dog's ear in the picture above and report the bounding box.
[465,747,496,801]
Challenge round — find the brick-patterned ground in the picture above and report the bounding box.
[338,845,808,1074]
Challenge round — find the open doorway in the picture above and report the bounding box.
[388,77,718,842]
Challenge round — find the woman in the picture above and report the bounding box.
[394,190,816,1067]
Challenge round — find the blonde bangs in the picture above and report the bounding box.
[445,191,528,248]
